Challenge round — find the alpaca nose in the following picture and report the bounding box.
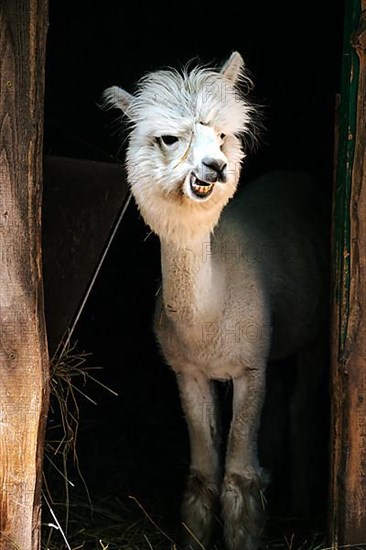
[202,157,227,182]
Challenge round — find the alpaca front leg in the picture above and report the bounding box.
[221,371,267,550]
[176,371,220,549]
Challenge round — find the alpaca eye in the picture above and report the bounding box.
[160,135,179,145]
[220,133,226,140]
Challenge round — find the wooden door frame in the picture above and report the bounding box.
[0,1,49,548]
[329,0,366,544]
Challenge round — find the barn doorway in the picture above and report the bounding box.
[43,2,345,548]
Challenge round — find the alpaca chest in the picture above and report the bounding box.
[154,300,271,380]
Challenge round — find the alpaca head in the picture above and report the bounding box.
[103,52,254,246]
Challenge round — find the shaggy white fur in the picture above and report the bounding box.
[102,52,327,550]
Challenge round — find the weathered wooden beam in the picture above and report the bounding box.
[0,1,49,549]
[329,0,366,544]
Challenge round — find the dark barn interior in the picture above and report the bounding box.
[43,1,345,548]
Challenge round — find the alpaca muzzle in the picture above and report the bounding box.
[202,157,227,183]
[189,157,227,199]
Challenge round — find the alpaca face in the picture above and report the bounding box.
[103,52,254,244]
[153,122,228,202]
[134,120,237,204]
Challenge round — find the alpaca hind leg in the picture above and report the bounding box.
[221,370,267,550]
[176,371,220,549]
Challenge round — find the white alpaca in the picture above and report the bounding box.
[102,52,327,550]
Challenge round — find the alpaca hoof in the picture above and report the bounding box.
[221,471,267,550]
[181,469,219,549]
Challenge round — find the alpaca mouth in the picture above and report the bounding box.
[189,173,214,199]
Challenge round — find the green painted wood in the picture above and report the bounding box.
[333,0,360,357]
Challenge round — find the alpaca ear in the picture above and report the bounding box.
[101,86,133,115]
[220,51,245,85]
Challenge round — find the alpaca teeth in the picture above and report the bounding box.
[190,174,214,198]
[195,184,211,195]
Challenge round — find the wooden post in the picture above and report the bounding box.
[329,0,366,544]
[0,1,49,549]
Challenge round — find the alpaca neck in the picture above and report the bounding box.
[160,234,220,323]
